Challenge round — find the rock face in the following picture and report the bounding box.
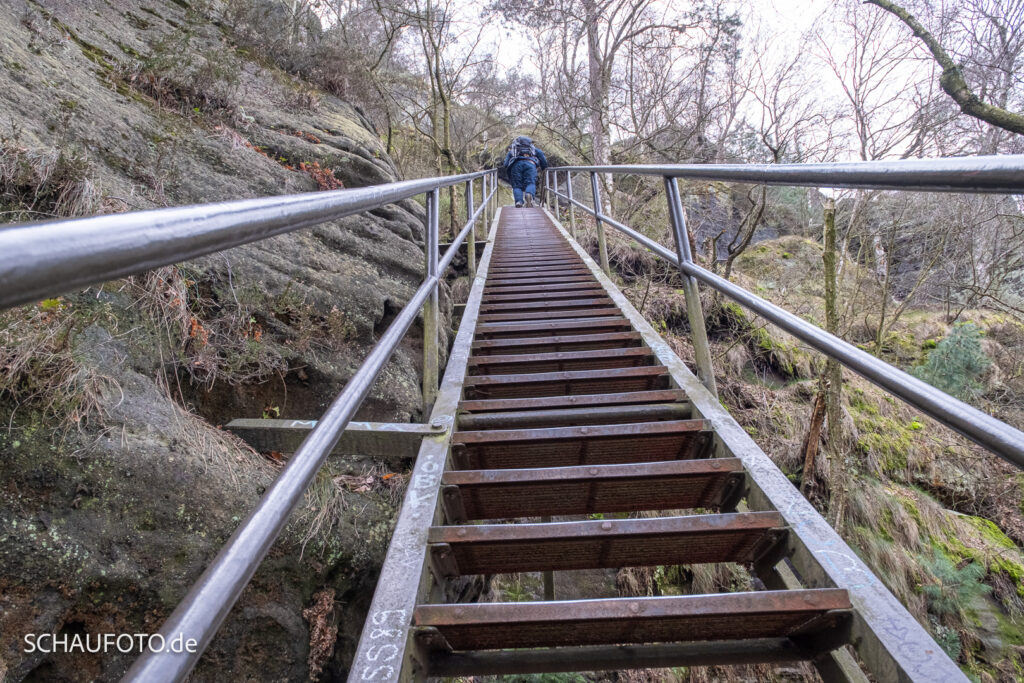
[0,1,443,680]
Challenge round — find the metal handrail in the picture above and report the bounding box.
[556,154,1024,192]
[0,169,496,682]
[0,171,493,311]
[546,156,1024,470]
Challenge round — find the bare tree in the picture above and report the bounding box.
[495,0,699,211]
[865,0,1024,136]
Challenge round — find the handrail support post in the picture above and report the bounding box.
[423,188,440,413]
[590,171,611,275]
[566,170,577,238]
[486,173,491,225]
[465,179,476,275]
[665,176,717,398]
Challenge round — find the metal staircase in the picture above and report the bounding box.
[4,156,1023,682]
[408,207,856,679]
[349,206,962,682]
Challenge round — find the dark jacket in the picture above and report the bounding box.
[502,141,548,171]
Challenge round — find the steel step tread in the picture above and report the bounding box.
[479,307,623,323]
[474,321,634,343]
[480,282,604,295]
[468,347,653,375]
[481,289,609,303]
[453,418,709,443]
[463,365,670,399]
[487,275,594,287]
[450,419,712,469]
[480,298,614,312]
[413,589,853,651]
[429,512,784,575]
[487,267,591,277]
[489,258,579,267]
[441,458,743,520]
[460,389,686,413]
[470,331,643,355]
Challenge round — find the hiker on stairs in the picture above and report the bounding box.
[503,135,548,208]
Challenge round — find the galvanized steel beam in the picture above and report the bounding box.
[224,419,437,460]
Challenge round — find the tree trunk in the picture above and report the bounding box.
[800,383,828,495]
[822,198,846,528]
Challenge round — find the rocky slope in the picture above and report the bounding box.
[0,1,445,680]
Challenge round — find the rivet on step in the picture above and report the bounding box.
[601,521,612,531]
[457,528,467,536]
[629,601,640,613]
[431,419,446,431]
[579,427,589,435]
[588,468,598,476]
[711,461,721,469]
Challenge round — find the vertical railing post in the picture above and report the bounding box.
[465,179,476,275]
[664,176,717,398]
[423,188,440,414]
[566,170,577,238]
[590,171,611,275]
[488,171,495,214]
[483,174,489,228]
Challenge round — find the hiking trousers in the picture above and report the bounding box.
[509,159,539,204]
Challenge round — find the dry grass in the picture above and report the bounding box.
[0,300,118,434]
[298,463,407,555]
[1,136,99,221]
[128,265,289,389]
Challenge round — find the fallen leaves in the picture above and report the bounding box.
[299,161,344,191]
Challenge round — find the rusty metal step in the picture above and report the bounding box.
[459,389,687,413]
[484,287,606,300]
[478,307,623,323]
[482,288,609,303]
[487,275,594,287]
[463,366,671,399]
[490,258,578,267]
[480,298,613,312]
[487,271,591,280]
[449,419,712,469]
[440,458,743,520]
[457,401,690,429]
[483,281,600,294]
[474,318,633,340]
[428,512,785,576]
[413,589,853,651]
[467,347,653,375]
[471,331,644,355]
[487,267,591,278]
